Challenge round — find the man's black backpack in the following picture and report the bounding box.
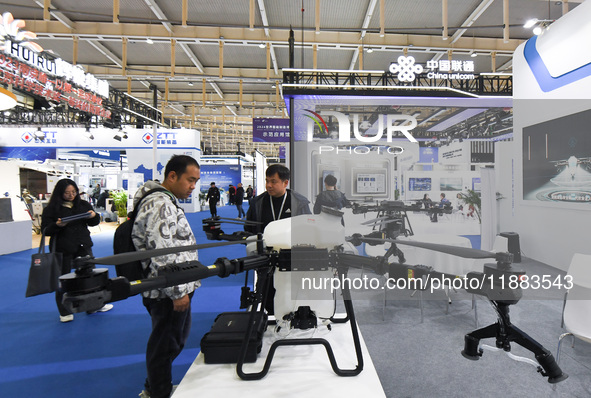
[112,187,177,281]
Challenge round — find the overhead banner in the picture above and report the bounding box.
[0,12,110,117]
[253,118,290,142]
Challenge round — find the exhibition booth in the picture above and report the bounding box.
[3,2,591,397]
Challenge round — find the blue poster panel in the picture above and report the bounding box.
[0,147,57,161]
[253,118,290,142]
[419,147,438,163]
[200,164,242,192]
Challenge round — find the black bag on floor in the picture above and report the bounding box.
[26,230,63,297]
[200,311,268,364]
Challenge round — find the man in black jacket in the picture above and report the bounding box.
[235,182,246,218]
[245,164,311,314]
[205,182,220,217]
[245,164,310,234]
[313,174,350,214]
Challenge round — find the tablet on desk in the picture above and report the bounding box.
[61,212,93,223]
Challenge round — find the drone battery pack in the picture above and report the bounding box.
[200,311,267,364]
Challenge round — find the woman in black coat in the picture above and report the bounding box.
[41,179,108,322]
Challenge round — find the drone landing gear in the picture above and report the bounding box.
[461,301,568,384]
[236,268,364,380]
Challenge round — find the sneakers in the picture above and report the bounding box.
[138,385,177,398]
[59,314,74,323]
[87,303,114,314]
[97,304,114,312]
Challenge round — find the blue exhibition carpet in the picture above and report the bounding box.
[0,204,252,398]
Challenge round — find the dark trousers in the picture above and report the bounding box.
[142,294,193,398]
[209,200,217,217]
[236,203,245,218]
[56,245,92,316]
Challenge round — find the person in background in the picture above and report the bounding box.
[41,178,112,323]
[313,174,350,224]
[206,182,220,217]
[431,193,450,222]
[422,193,432,209]
[246,184,254,200]
[132,155,201,398]
[228,184,236,205]
[235,182,246,219]
[91,183,101,205]
[245,164,311,314]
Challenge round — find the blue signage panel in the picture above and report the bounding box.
[0,147,56,161]
[253,118,290,142]
[200,165,242,192]
[419,147,438,163]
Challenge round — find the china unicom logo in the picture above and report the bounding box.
[389,56,423,82]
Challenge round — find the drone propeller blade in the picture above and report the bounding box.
[87,238,259,266]
[204,217,263,225]
[360,237,497,260]
[361,216,391,225]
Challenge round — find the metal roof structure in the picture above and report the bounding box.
[0,0,582,157]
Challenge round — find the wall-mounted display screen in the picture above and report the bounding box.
[354,171,386,194]
[523,109,591,204]
[472,177,481,192]
[408,178,432,191]
[440,177,463,191]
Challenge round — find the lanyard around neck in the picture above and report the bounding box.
[270,192,287,221]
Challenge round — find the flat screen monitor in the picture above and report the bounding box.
[408,178,432,191]
[440,177,463,191]
[354,171,386,195]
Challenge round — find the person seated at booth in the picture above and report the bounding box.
[430,193,451,222]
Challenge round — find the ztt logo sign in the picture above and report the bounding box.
[142,132,154,144]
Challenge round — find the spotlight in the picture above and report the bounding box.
[366,47,374,53]
[470,52,478,58]
[146,38,153,44]
[85,126,94,140]
[188,81,194,86]
[259,43,265,49]
[35,127,45,141]
[523,18,538,29]
[533,26,544,35]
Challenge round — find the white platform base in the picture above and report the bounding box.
[0,220,32,255]
[172,319,385,398]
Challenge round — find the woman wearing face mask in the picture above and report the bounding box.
[41,179,112,322]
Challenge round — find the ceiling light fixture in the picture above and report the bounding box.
[524,18,554,36]
[85,126,94,140]
[470,52,478,58]
[366,47,374,53]
[259,43,266,49]
[188,81,194,86]
[146,37,154,44]
[523,18,539,29]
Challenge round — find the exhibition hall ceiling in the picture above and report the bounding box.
[0,0,581,157]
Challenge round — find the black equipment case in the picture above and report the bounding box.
[200,311,268,364]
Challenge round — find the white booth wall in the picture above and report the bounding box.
[510,0,591,270]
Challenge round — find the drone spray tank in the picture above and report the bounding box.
[263,208,345,327]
